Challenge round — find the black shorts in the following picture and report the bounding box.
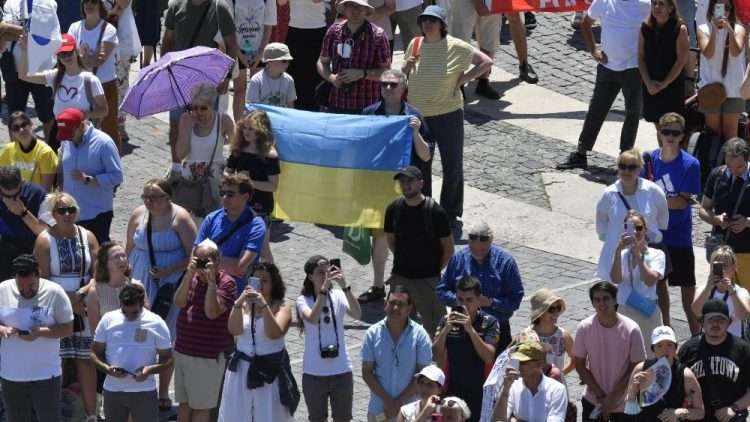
[665,246,696,287]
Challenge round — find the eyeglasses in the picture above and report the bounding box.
[322,306,331,324]
[10,121,30,132]
[468,234,490,242]
[618,163,640,172]
[380,82,399,89]
[660,129,683,137]
[141,194,167,201]
[54,206,77,215]
[219,190,237,198]
[547,304,563,314]
[189,104,211,112]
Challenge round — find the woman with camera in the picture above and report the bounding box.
[218,263,298,421]
[296,255,361,422]
[396,365,445,422]
[692,245,750,338]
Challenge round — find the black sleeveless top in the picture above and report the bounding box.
[640,17,686,122]
[637,358,686,421]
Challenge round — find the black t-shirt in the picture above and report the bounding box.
[383,198,451,278]
[0,182,45,255]
[705,166,750,253]
[677,334,750,419]
[226,151,281,215]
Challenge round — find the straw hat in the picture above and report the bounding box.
[529,288,565,323]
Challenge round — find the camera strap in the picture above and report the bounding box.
[250,303,257,354]
[317,292,340,354]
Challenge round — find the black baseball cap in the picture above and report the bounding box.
[703,298,730,321]
[393,166,423,181]
[12,254,38,276]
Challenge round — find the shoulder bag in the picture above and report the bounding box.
[171,116,222,217]
[146,213,176,319]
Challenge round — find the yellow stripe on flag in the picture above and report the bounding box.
[272,161,401,229]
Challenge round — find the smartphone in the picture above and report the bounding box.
[451,305,466,315]
[248,276,261,291]
[329,258,341,270]
[16,329,29,335]
[713,262,725,277]
[625,221,636,237]
[110,367,134,376]
[714,3,725,18]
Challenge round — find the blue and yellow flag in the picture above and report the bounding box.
[248,104,413,229]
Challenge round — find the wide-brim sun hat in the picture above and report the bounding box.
[529,288,566,323]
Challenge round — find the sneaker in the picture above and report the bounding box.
[556,152,588,170]
[357,286,385,303]
[524,12,537,31]
[519,62,539,84]
[571,11,583,29]
[475,78,500,100]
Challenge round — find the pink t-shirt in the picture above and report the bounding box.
[573,313,646,412]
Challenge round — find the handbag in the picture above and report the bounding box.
[697,32,731,110]
[146,213,175,319]
[624,250,658,317]
[171,116,222,217]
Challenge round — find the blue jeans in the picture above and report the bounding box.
[577,65,642,154]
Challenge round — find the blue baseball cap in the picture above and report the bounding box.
[419,5,448,25]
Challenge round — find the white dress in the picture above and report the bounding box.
[218,307,293,422]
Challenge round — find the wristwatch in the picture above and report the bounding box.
[18,209,28,218]
[342,285,352,293]
[83,175,93,184]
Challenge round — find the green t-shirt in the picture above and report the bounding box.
[165,0,236,51]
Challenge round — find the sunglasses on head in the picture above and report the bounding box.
[660,129,683,137]
[468,234,490,242]
[380,81,400,89]
[10,121,30,132]
[618,163,639,172]
[54,206,77,215]
[219,190,237,198]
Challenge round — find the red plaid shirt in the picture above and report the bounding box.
[320,21,391,111]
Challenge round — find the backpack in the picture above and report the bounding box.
[391,197,436,240]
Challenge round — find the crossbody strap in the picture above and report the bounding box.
[92,21,108,75]
[721,29,731,78]
[617,191,632,210]
[214,210,252,247]
[146,213,159,286]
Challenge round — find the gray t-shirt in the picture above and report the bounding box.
[165,0,236,51]
[246,69,297,107]
[0,278,73,381]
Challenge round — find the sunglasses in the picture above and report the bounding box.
[10,121,30,132]
[468,234,490,242]
[58,51,75,58]
[219,190,237,198]
[380,81,400,89]
[659,129,683,137]
[0,192,20,200]
[322,306,331,324]
[54,206,77,215]
[618,163,639,172]
[189,104,211,112]
[547,304,563,314]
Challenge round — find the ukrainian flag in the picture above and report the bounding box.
[248,104,413,229]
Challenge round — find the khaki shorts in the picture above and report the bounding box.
[699,97,746,114]
[449,0,501,53]
[173,351,226,410]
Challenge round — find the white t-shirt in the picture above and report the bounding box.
[289,0,326,29]
[94,308,171,392]
[296,289,352,376]
[0,278,74,382]
[616,247,666,303]
[587,0,651,71]
[709,285,750,337]
[697,23,747,98]
[42,69,105,116]
[247,69,297,106]
[395,0,422,12]
[68,20,119,83]
[506,375,568,422]
[399,400,421,422]
[233,0,277,57]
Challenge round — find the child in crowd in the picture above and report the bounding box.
[246,42,297,108]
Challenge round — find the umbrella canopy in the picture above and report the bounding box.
[120,46,234,118]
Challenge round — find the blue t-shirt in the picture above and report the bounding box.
[641,149,700,247]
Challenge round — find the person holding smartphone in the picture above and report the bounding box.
[692,245,750,338]
[296,255,361,422]
[433,276,500,422]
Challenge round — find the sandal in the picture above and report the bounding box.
[159,397,173,412]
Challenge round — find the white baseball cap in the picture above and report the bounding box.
[651,325,677,346]
[415,365,445,387]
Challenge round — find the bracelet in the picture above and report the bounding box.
[19,209,28,218]
[343,285,352,293]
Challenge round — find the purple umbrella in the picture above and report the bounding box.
[120,46,234,118]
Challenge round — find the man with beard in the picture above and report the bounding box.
[382,166,454,338]
[678,299,750,421]
[0,254,74,422]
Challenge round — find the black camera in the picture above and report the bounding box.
[320,344,339,359]
[196,258,209,269]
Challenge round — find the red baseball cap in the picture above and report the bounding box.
[56,108,84,141]
[57,33,76,54]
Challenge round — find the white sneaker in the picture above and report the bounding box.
[571,12,583,29]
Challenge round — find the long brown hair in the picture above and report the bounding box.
[80,0,108,20]
[52,45,86,93]
[646,0,683,27]
[230,111,275,156]
[94,241,131,283]
[706,0,737,26]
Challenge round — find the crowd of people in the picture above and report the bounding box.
[1,0,750,421]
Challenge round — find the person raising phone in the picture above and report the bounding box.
[692,245,750,338]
